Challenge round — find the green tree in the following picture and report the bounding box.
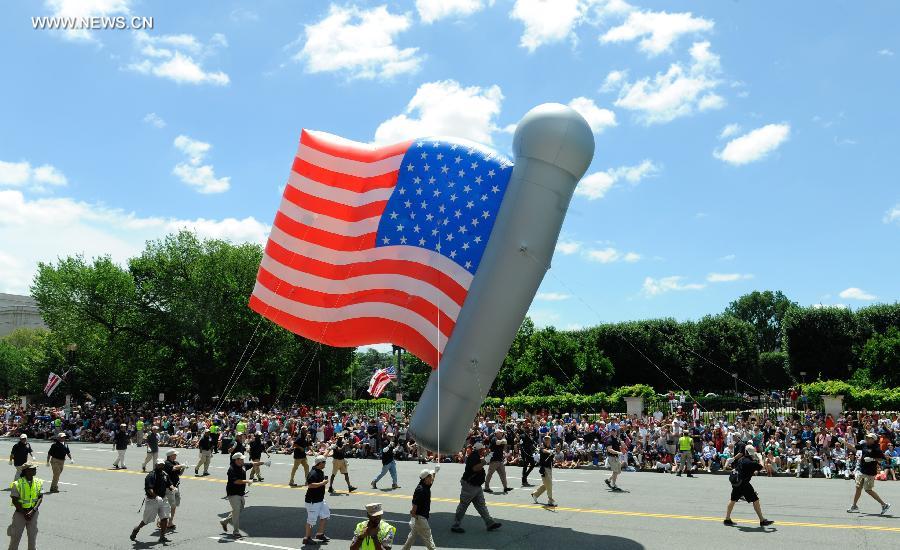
[725,290,797,352]
[782,306,859,382]
[861,327,900,386]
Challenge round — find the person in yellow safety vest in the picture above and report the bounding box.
[136,418,145,447]
[236,419,247,436]
[677,432,695,477]
[350,503,395,550]
[209,422,221,454]
[7,462,43,550]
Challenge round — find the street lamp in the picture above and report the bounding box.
[799,371,807,385]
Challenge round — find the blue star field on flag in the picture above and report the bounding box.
[375,138,513,275]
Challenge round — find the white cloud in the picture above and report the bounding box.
[127,32,229,86]
[600,9,713,56]
[43,0,132,42]
[535,292,571,301]
[605,41,724,124]
[528,309,562,328]
[706,272,753,283]
[878,48,895,56]
[172,135,230,194]
[885,204,900,225]
[719,123,741,139]
[510,0,589,51]
[839,287,876,301]
[417,0,487,23]
[0,160,68,190]
[575,159,659,200]
[567,97,617,133]
[143,112,166,128]
[292,5,421,80]
[585,247,641,263]
[374,80,504,145]
[642,275,705,296]
[714,123,790,166]
[555,240,582,255]
[720,254,736,261]
[0,189,268,294]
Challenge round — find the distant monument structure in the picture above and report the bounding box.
[0,293,46,337]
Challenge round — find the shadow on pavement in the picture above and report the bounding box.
[221,507,645,549]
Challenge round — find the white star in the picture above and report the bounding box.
[406,163,414,171]
[400,236,407,244]
[500,162,510,170]
[441,165,449,174]
[410,212,416,219]
[432,141,439,148]
[466,201,474,209]
[420,200,428,209]
[431,228,439,236]
[467,147,476,155]
[413,224,421,233]
[416,188,423,196]
[474,236,482,244]
[428,176,436,184]
[462,241,470,250]
[442,218,449,226]
[389,211,399,220]
[413,176,421,184]
[396,223,404,231]
[436,153,443,160]
[446,233,454,242]
[382,237,390,244]
[450,144,458,150]
[471,161,479,170]
[488,169,496,178]
[447,181,455,188]
[432,189,442,198]
[491,185,500,194]
[425,213,434,221]
[463,185,472,193]
[449,193,458,201]
[435,242,442,251]
[465,260,472,269]
[454,156,462,164]
[399,187,406,195]
[471,218,479,227]
[404,200,412,208]
[418,237,426,246]
[438,204,446,213]
[458,225,467,234]
[481,194,488,201]
[482,210,491,219]
[454,209,462,218]
[421,152,428,159]
[423,163,430,172]
[474,175,483,185]
[458,170,465,178]
[416,141,424,148]
[450,250,457,258]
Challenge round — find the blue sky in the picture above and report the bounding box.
[1,0,897,331]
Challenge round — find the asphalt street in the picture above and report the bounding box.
[4,439,900,550]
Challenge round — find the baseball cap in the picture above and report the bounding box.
[58,433,67,439]
[19,434,27,439]
[866,432,877,439]
[155,458,166,466]
[365,503,384,516]
[419,469,436,480]
[473,442,485,451]
[166,449,178,457]
[314,455,327,464]
[231,452,245,461]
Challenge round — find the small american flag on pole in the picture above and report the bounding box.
[250,130,513,367]
[44,372,62,396]
[367,368,393,398]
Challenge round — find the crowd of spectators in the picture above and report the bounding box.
[3,397,899,480]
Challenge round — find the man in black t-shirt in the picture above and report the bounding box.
[141,426,160,472]
[289,428,312,487]
[451,442,501,534]
[328,436,357,494]
[484,429,511,493]
[371,437,399,490]
[47,433,72,492]
[724,445,774,527]
[248,432,269,482]
[113,424,130,469]
[220,452,258,539]
[195,430,213,476]
[530,436,557,507]
[604,429,624,491]
[163,450,186,528]
[847,433,891,515]
[303,455,331,545]
[9,434,34,481]
[131,459,173,543]
[401,467,439,550]
[519,422,537,487]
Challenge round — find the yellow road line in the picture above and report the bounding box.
[65,465,900,534]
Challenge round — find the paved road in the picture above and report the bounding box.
[4,439,900,549]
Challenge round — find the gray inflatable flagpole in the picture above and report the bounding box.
[409,103,595,453]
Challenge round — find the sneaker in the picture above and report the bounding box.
[220,519,228,531]
[392,484,400,489]
[847,505,860,513]
[451,526,465,533]
[604,479,612,488]
[258,477,264,482]
[328,487,337,494]
[195,468,199,475]
[687,474,694,478]
[316,534,331,542]
[881,503,892,515]
[487,522,502,531]
[232,533,243,539]
[547,501,558,507]
[531,493,538,504]
[723,519,735,526]
[301,537,317,545]
[289,483,298,487]
[676,473,682,477]
[159,536,170,543]
[348,486,357,492]
[612,486,623,492]
[503,487,513,492]
[371,481,377,489]
[760,519,774,527]
[484,488,494,493]
[522,482,534,487]
[130,528,139,541]
[49,488,59,493]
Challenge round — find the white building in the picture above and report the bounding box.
[0,293,46,337]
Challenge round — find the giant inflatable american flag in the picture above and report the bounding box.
[250,130,513,368]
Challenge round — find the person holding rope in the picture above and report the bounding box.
[604,428,625,492]
[484,428,512,493]
[371,435,400,490]
[401,467,440,550]
[219,452,261,539]
[195,428,213,476]
[8,435,34,482]
[289,425,312,487]
[46,433,72,493]
[518,420,537,487]
[723,444,774,527]
[248,432,269,482]
[847,432,892,515]
[302,455,332,545]
[530,435,557,506]
[141,425,160,472]
[328,435,358,494]
[451,442,502,534]
[130,458,173,543]
[113,423,129,469]
[163,450,186,529]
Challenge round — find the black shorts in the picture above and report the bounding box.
[730,482,758,503]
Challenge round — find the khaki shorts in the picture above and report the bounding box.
[142,496,171,524]
[855,473,875,491]
[166,488,181,508]
[610,458,623,473]
[332,458,348,475]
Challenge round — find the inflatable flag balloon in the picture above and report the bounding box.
[250,103,594,453]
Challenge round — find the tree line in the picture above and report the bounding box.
[1,231,897,403]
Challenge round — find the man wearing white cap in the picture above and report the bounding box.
[484,428,511,493]
[302,455,331,545]
[163,450,186,528]
[723,445,774,527]
[113,423,130,469]
[9,434,34,482]
[847,433,892,515]
[219,452,256,538]
[451,442,502,534]
[141,425,160,472]
[400,467,440,550]
[46,433,73,492]
[350,503,396,550]
[130,459,173,543]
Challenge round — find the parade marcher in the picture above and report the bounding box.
[131,459,172,543]
[9,435,34,482]
[519,421,536,487]
[289,426,312,487]
[451,442,502,534]
[46,433,72,493]
[328,435,358,494]
[302,455,331,545]
[229,432,246,458]
[195,429,213,476]
[677,430,695,477]
[141,426,160,472]
[530,436,556,506]
[401,467,439,550]
[219,452,257,539]
[724,445,774,527]
[371,437,400,490]
[163,450,186,528]
[248,432,269,482]
[847,433,892,515]
[208,419,221,453]
[7,462,42,550]
[350,503,396,550]
[135,417,145,447]
[604,428,624,492]
[484,428,512,493]
[113,423,129,469]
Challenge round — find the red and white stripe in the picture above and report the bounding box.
[250,130,472,368]
[367,369,392,397]
[44,372,62,396]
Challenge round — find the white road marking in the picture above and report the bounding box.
[552,479,586,483]
[207,536,301,549]
[57,481,78,486]
[330,513,368,520]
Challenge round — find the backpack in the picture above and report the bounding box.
[729,469,742,487]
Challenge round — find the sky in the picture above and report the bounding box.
[1,0,898,335]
